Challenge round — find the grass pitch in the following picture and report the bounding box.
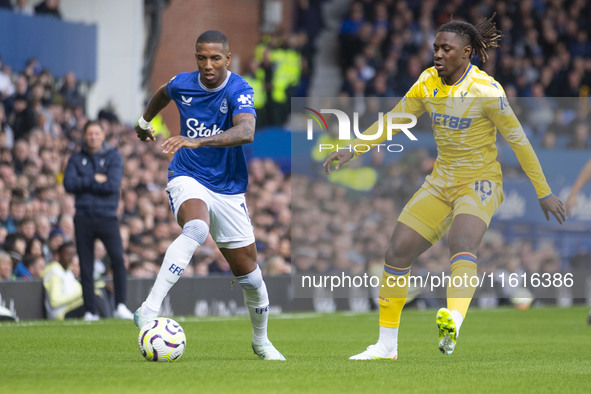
[1,306,590,393]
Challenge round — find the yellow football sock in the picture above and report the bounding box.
[446,252,478,318]
[378,264,411,328]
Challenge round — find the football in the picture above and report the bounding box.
[138,318,186,362]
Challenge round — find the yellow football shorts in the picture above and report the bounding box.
[398,175,504,244]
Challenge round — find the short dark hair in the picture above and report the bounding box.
[57,241,75,254]
[14,94,28,102]
[196,30,229,51]
[83,120,103,134]
[19,216,35,226]
[22,254,42,269]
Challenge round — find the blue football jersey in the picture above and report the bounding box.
[166,70,256,194]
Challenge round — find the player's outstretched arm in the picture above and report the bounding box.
[566,158,591,216]
[321,86,423,175]
[162,112,255,155]
[539,194,566,224]
[136,84,171,142]
[323,150,354,174]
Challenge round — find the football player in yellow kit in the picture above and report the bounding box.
[324,15,566,359]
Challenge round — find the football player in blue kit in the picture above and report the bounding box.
[133,30,285,360]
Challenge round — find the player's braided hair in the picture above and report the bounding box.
[439,13,502,63]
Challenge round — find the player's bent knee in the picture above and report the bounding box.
[385,245,413,268]
[448,237,480,256]
[182,219,209,245]
[236,265,263,290]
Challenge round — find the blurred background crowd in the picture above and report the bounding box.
[0,16,293,284]
[291,148,585,307]
[332,0,591,147]
[338,0,591,99]
[288,0,590,305]
[0,0,590,310]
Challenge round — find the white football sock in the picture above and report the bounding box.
[145,233,200,312]
[450,310,464,336]
[377,325,398,354]
[236,266,270,345]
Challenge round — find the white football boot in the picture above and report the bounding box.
[349,344,397,360]
[252,342,286,361]
[134,304,157,329]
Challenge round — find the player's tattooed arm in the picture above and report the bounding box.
[144,85,171,121]
[204,112,255,147]
[162,113,255,154]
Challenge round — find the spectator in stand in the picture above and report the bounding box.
[22,58,42,86]
[42,241,84,319]
[339,1,366,69]
[34,214,52,261]
[12,139,31,175]
[263,254,291,276]
[264,33,303,125]
[13,0,35,15]
[129,259,159,278]
[17,215,35,243]
[566,122,590,150]
[4,232,26,277]
[294,0,325,46]
[55,213,74,241]
[34,0,61,18]
[14,253,45,279]
[0,55,15,101]
[540,131,557,150]
[121,188,139,221]
[0,104,15,149]
[0,250,14,280]
[26,254,46,278]
[47,228,65,258]
[0,197,15,234]
[9,94,36,141]
[0,225,7,247]
[243,58,268,128]
[59,72,85,110]
[25,236,44,257]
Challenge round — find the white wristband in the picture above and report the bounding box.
[138,116,150,130]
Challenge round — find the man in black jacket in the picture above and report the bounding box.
[64,120,133,321]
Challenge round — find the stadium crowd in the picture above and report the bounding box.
[291,0,591,307]
[338,0,591,145]
[0,60,292,285]
[291,150,586,308]
[0,0,61,18]
[1,0,591,314]
[241,0,326,127]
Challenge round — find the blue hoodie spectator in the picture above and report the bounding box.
[63,126,122,218]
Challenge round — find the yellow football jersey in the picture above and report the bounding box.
[351,64,552,199]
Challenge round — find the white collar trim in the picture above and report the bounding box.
[198,70,231,92]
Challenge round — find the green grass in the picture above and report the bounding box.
[1,307,590,393]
